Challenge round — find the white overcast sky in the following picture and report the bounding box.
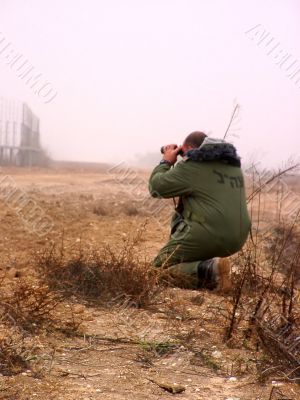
[0,0,299,167]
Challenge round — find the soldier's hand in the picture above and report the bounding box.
[163,144,183,165]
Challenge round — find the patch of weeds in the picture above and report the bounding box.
[37,228,161,307]
[123,204,139,216]
[0,280,61,333]
[92,204,108,216]
[0,332,29,376]
[138,339,177,356]
[190,349,222,372]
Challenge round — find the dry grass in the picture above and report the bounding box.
[0,272,83,376]
[225,166,300,382]
[123,204,139,216]
[0,280,61,332]
[37,231,161,307]
[0,330,29,376]
[0,166,299,394]
[92,203,108,216]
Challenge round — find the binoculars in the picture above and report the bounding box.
[160,145,184,156]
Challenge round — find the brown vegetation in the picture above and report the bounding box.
[37,231,161,307]
[0,166,299,399]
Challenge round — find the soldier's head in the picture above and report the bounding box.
[182,131,207,153]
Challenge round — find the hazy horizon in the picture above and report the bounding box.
[0,0,299,169]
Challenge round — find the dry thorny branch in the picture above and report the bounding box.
[225,166,300,382]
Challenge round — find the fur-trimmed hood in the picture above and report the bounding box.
[185,137,241,167]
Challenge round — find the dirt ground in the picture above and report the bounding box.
[0,165,299,400]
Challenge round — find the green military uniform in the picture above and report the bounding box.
[149,153,251,271]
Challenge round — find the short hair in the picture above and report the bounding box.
[183,131,207,148]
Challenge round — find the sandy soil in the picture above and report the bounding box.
[0,165,299,400]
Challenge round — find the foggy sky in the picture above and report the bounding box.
[0,0,299,168]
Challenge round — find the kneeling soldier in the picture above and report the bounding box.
[149,131,251,291]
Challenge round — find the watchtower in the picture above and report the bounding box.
[0,98,41,166]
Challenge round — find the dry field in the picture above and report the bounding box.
[0,163,299,400]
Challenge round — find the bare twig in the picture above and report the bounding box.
[247,164,300,203]
[223,104,240,140]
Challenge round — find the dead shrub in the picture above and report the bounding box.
[0,330,29,376]
[92,203,108,216]
[225,165,300,382]
[226,232,300,381]
[37,234,161,307]
[0,280,61,332]
[0,274,82,378]
[123,204,139,216]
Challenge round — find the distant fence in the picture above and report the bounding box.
[0,98,41,166]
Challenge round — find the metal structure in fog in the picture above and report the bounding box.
[0,98,42,166]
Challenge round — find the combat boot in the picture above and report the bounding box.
[197,257,232,293]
